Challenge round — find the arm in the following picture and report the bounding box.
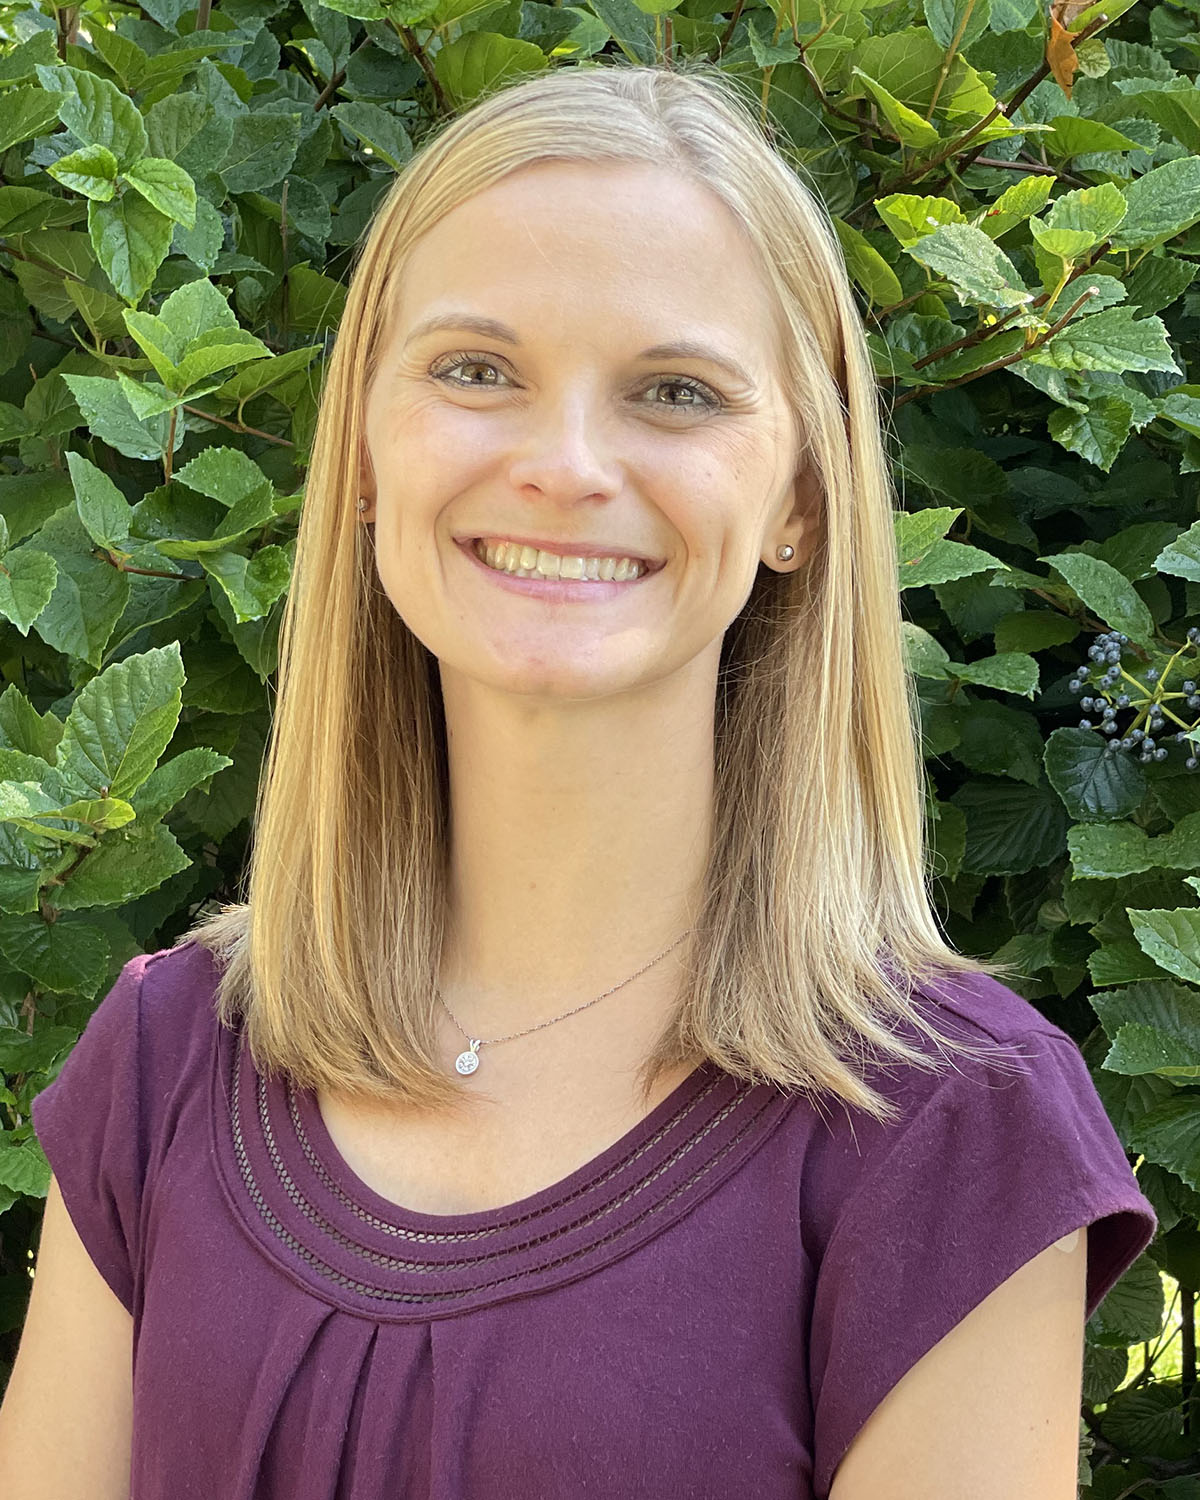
[0,1174,134,1500]
[829,1228,1089,1500]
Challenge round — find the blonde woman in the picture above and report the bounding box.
[2,60,1155,1500]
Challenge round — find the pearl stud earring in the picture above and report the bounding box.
[776,544,795,562]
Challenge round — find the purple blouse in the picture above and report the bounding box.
[31,938,1156,1499]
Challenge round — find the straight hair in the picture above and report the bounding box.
[185,59,1030,1127]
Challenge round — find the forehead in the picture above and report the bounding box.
[387,160,784,375]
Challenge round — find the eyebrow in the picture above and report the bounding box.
[403,312,757,388]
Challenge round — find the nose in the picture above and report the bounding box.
[505,386,623,504]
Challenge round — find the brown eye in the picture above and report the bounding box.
[641,377,722,414]
[429,354,509,388]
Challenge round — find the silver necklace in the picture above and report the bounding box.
[437,929,693,1076]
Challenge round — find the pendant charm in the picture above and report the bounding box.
[455,1041,482,1075]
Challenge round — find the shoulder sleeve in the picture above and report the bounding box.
[808,1029,1158,1500]
[31,954,151,1316]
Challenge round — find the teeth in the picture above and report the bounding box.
[474,539,646,581]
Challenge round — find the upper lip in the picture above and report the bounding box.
[463,535,663,567]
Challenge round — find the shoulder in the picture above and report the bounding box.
[88,938,228,1109]
[791,966,1089,1254]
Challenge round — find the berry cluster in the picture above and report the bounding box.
[1069,627,1200,769]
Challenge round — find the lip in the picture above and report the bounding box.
[456,536,658,600]
[459,534,663,567]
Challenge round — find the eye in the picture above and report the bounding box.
[639,376,723,415]
[428,353,510,389]
[428,353,724,415]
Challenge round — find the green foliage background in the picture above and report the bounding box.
[1,0,1199,1485]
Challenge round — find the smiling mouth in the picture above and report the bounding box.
[472,538,651,582]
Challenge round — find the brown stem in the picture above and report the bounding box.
[181,404,294,446]
[884,238,1113,377]
[891,283,1099,408]
[717,0,747,54]
[100,551,195,580]
[398,27,449,114]
[848,11,1111,223]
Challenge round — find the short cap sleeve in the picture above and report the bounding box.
[31,954,148,1316]
[809,1030,1157,1499]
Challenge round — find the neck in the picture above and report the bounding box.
[435,654,717,1038]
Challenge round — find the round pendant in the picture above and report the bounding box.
[455,1047,480,1075]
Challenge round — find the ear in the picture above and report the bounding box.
[767,460,823,571]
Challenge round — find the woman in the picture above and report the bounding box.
[4,61,1156,1500]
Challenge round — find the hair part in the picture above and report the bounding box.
[186,59,1031,1128]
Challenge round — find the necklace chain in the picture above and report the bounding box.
[436,929,693,1075]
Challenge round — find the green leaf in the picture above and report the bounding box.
[1127,907,1200,987]
[129,746,234,823]
[906,222,1034,309]
[745,15,802,67]
[1048,395,1135,473]
[1042,551,1156,644]
[1047,182,1128,244]
[55,642,185,801]
[34,64,149,170]
[1045,726,1147,821]
[173,447,271,507]
[0,1136,50,1197]
[949,777,1070,875]
[433,32,549,112]
[1109,156,1200,251]
[978,174,1054,239]
[876,193,967,248]
[850,68,940,147]
[947,651,1039,697]
[1029,306,1179,376]
[0,86,64,156]
[330,101,412,173]
[902,541,1007,590]
[1156,518,1200,584]
[65,451,134,551]
[0,915,110,996]
[992,610,1079,653]
[1028,220,1096,261]
[216,112,302,196]
[54,821,192,910]
[951,698,1045,785]
[902,620,951,678]
[1129,1095,1200,1194]
[0,686,64,763]
[1042,116,1142,159]
[923,0,990,53]
[58,373,169,462]
[831,216,903,305]
[1069,820,1153,879]
[47,143,119,201]
[31,507,130,669]
[121,157,197,229]
[201,543,293,623]
[0,547,56,635]
[88,191,175,306]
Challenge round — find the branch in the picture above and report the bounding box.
[890,283,1099,409]
[882,237,1113,378]
[847,11,1111,223]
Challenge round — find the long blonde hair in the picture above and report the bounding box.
[185,59,1029,1125]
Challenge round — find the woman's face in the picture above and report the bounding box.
[359,159,816,702]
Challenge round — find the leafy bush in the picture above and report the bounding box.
[1,0,1198,1484]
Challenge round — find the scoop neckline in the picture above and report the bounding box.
[293,1055,719,1228]
[212,1015,796,1320]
